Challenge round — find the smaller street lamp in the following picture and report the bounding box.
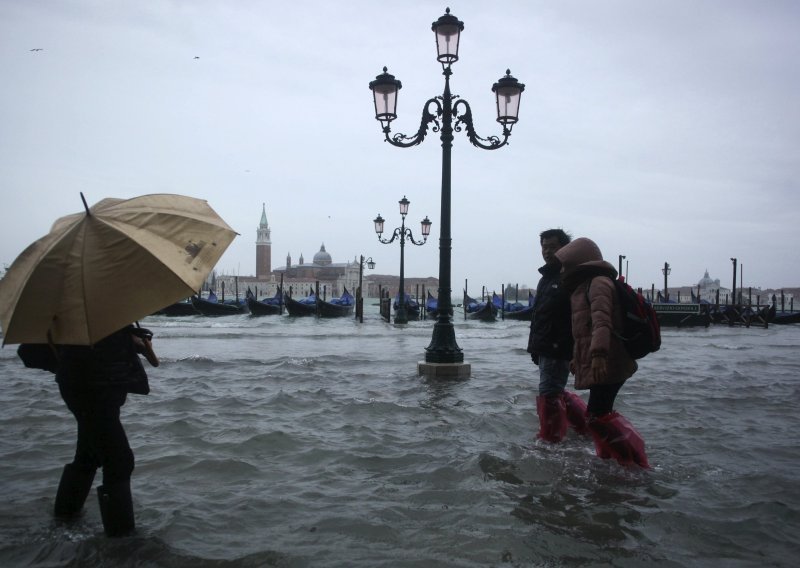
[356,255,376,323]
[374,196,432,324]
[662,262,671,302]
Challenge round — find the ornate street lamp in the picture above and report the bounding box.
[373,196,431,324]
[356,255,376,323]
[662,262,671,302]
[369,8,524,377]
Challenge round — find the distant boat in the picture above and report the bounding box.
[425,290,439,318]
[285,287,355,318]
[246,288,283,316]
[464,292,497,322]
[424,290,454,319]
[654,302,710,327]
[191,290,248,316]
[493,291,535,321]
[153,298,198,316]
[771,310,800,325]
[393,293,420,320]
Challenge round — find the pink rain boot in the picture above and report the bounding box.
[536,395,568,443]
[587,412,650,468]
[562,391,589,435]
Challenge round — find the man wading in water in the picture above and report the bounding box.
[527,228,588,442]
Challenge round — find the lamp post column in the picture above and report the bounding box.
[425,69,463,364]
[358,255,364,323]
[397,215,408,324]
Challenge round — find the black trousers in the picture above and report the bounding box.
[587,382,624,417]
[58,384,134,485]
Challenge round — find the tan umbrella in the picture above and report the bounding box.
[0,193,238,345]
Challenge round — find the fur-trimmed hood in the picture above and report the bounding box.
[555,237,617,282]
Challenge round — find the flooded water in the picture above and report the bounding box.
[1,306,798,567]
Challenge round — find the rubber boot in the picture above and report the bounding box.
[536,395,568,443]
[97,482,135,537]
[587,412,650,468]
[562,391,589,435]
[54,464,96,518]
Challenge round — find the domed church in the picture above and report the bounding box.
[273,243,358,293]
[697,269,730,303]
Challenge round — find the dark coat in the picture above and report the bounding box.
[527,262,573,361]
[55,326,150,395]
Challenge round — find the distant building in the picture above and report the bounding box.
[255,203,272,279]
[697,269,730,303]
[273,244,360,298]
[208,207,438,300]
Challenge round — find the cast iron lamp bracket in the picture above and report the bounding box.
[377,227,428,246]
[453,98,510,150]
[382,97,443,148]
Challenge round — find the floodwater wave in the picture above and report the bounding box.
[1,309,798,567]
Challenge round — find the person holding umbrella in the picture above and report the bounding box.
[1,193,237,536]
[51,324,158,536]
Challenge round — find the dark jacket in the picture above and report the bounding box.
[55,326,150,395]
[527,262,573,361]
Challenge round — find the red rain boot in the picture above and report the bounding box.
[562,391,589,435]
[536,395,568,443]
[587,412,650,468]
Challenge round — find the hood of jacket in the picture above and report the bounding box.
[555,237,617,279]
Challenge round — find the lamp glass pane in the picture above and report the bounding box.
[495,88,521,125]
[435,26,460,62]
[373,89,398,121]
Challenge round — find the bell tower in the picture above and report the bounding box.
[256,203,272,279]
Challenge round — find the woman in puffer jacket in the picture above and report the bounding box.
[555,237,649,468]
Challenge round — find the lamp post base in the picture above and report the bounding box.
[417,361,471,379]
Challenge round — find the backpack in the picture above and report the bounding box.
[587,277,661,359]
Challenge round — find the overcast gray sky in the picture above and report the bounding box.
[1,0,798,293]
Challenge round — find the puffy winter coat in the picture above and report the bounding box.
[555,238,637,390]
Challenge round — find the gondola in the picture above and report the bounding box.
[425,290,439,318]
[424,290,454,319]
[191,291,249,316]
[394,293,421,320]
[492,291,535,321]
[153,298,198,316]
[464,292,497,322]
[285,287,355,318]
[771,310,800,324]
[319,287,355,318]
[246,289,283,316]
[284,293,317,317]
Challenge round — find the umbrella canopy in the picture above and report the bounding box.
[0,193,237,345]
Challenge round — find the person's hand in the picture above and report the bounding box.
[131,333,159,367]
[591,355,608,382]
